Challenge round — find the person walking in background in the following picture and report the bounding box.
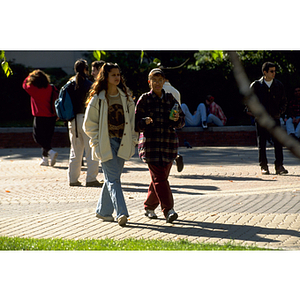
[250,61,288,175]
[135,68,185,223]
[205,95,227,126]
[286,87,300,141]
[67,59,102,187]
[22,69,58,166]
[83,63,138,227]
[163,78,181,104]
[91,60,105,81]
[163,75,183,172]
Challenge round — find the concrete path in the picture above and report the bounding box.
[1,146,300,250]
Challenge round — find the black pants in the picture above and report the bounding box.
[256,118,283,169]
[33,116,56,157]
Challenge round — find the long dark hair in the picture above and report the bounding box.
[86,62,128,105]
[27,69,50,88]
[74,59,89,90]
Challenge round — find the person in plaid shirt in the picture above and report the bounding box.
[135,68,185,223]
[286,87,300,141]
[205,95,227,126]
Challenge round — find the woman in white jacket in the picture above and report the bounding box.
[83,63,138,227]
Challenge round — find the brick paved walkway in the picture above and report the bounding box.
[1,146,300,250]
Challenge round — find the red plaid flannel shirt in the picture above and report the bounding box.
[208,101,227,125]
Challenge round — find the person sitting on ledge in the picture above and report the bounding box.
[181,101,207,128]
[205,95,227,126]
[181,95,226,128]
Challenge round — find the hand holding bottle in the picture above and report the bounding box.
[169,103,179,121]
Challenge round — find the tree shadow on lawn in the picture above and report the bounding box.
[126,218,300,245]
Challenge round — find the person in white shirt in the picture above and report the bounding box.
[163,79,181,104]
[163,77,184,172]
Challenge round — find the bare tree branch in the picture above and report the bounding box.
[228,51,300,160]
[161,58,190,70]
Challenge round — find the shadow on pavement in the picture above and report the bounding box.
[126,218,300,244]
[172,174,274,182]
[122,182,220,194]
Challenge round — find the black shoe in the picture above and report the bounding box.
[175,155,184,172]
[145,209,157,219]
[261,166,270,175]
[183,139,192,148]
[275,165,288,175]
[86,180,104,187]
[69,181,82,186]
[166,209,178,223]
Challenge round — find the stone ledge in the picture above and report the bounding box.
[0,127,67,133]
[178,125,256,132]
[0,126,257,148]
[0,127,70,148]
[177,126,257,147]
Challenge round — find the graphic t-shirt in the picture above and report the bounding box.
[107,93,124,138]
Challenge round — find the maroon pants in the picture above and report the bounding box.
[144,162,174,218]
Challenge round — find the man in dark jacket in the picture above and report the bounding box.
[250,62,288,175]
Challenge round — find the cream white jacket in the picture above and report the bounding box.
[83,88,138,163]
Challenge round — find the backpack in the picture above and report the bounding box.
[55,80,75,121]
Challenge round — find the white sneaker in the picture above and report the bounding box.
[48,149,58,166]
[96,214,114,222]
[166,208,178,223]
[40,157,49,166]
[145,209,157,219]
[118,215,127,227]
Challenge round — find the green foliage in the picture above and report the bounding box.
[3,50,300,126]
[190,51,226,70]
[0,236,269,251]
[0,50,13,76]
[140,50,144,64]
[93,50,106,61]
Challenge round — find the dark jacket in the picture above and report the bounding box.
[250,77,287,119]
[68,76,92,115]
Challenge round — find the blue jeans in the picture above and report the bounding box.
[181,103,206,127]
[207,113,224,126]
[95,138,129,219]
[286,116,300,138]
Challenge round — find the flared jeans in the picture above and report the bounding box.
[95,137,129,219]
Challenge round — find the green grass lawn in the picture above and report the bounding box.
[0,236,270,251]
